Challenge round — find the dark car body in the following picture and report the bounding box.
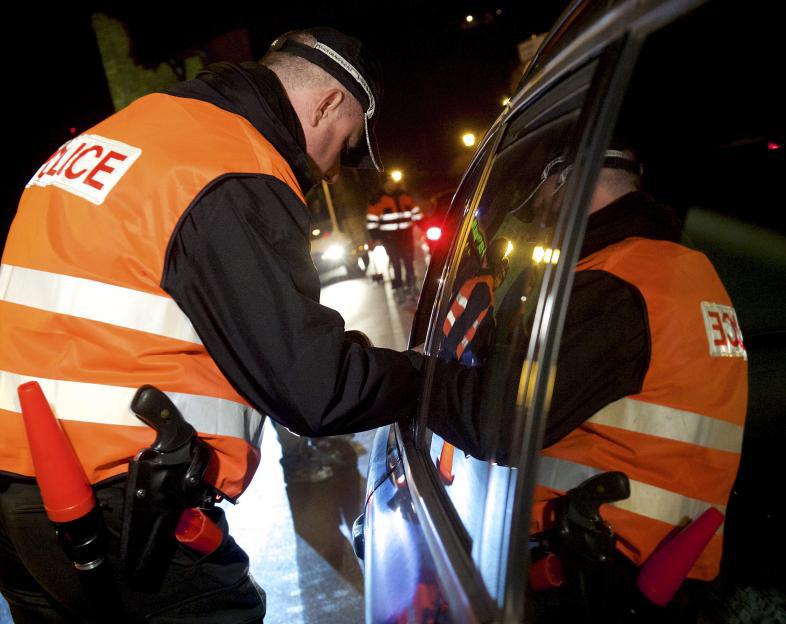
[358,0,784,622]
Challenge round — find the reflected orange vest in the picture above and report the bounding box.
[441,275,494,360]
[0,93,305,499]
[533,238,747,580]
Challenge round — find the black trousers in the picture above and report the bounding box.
[383,230,415,290]
[0,475,265,623]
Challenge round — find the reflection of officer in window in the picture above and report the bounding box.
[526,145,747,604]
[439,233,511,367]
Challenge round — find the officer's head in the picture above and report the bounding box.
[263,28,383,182]
[528,147,643,216]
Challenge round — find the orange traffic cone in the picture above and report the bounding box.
[637,507,724,606]
[18,381,96,523]
[17,381,106,569]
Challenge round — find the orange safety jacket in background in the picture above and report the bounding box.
[533,237,747,580]
[366,192,422,234]
[0,93,304,500]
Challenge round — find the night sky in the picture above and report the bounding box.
[3,2,568,244]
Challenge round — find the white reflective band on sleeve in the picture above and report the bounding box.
[455,293,469,309]
[380,223,406,231]
[0,370,264,448]
[537,455,725,528]
[0,264,202,345]
[366,214,380,221]
[381,212,405,221]
[367,222,380,230]
[588,398,743,453]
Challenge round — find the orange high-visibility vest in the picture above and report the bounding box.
[533,237,748,580]
[0,93,305,499]
[441,275,494,360]
[366,193,421,233]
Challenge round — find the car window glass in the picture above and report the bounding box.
[422,107,586,600]
[527,3,784,618]
[410,142,496,349]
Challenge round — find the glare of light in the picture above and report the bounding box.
[532,246,560,264]
[496,8,502,15]
[466,14,474,23]
[768,141,783,151]
[70,127,77,135]
[312,228,321,236]
[426,226,442,241]
[502,97,511,107]
[390,169,403,182]
[322,244,344,261]
[505,240,514,257]
[462,133,476,147]
[532,246,545,263]
[363,243,369,250]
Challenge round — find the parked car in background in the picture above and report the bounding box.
[310,220,369,277]
[356,0,784,622]
[308,181,370,278]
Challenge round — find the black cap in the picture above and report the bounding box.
[269,27,384,171]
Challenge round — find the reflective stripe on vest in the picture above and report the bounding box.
[367,193,418,232]
[537,454,725,529]
[442,277,492,342]
[1,263,201,345]
[590,397,743,454]
[0,370,263,447]
[380,222,411,231]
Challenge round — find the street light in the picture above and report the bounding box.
[462,133,476,148]
[466,15,474,23]
[390,169,403,182]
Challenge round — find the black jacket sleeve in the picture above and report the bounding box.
[544,270,650,447]
[162,174,429,436]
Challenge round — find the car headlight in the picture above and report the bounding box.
[322,244,345,261]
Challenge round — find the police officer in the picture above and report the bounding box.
[366,175,422,302]
[0,27,451,623]
[529,147,747,617]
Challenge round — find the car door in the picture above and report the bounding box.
[395,46,635,622]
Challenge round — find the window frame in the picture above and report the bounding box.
[393,45,628,622]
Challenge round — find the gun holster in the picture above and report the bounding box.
[534,471,631,620]
[120,385,214,585]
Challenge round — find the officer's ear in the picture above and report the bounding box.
[313,88,345,124]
